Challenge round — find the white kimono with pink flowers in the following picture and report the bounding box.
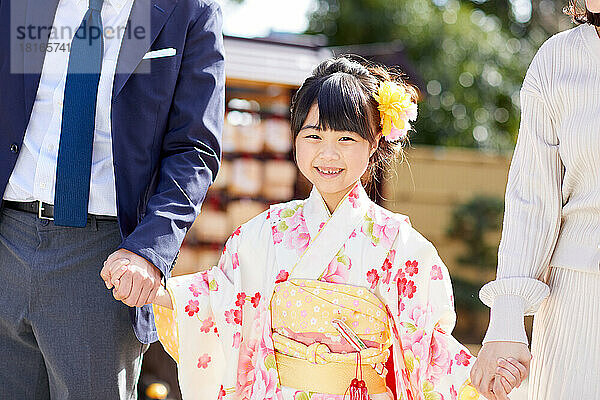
[153,183,480,400]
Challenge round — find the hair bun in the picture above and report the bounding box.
[313,57,371,79]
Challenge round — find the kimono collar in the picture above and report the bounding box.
[303,182,370,242]
[290,182,371,279]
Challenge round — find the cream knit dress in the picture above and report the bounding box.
[479,23,600,400]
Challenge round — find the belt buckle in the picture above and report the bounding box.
[37,202,53,221]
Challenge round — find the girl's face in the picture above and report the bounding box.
[295,104,377,211]
[587,0,600,13]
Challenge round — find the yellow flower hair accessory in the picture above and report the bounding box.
[373,80,418,142]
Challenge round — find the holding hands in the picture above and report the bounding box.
[100,249,173,309]
[100,252,528,399]
[472,341,531,399]
[100,249,162,307]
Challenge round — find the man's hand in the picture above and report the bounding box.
[471,341,531,399]
[100,249,162,307]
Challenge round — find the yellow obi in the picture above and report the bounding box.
[270,279,392,395]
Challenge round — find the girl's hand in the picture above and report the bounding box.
[154,286,173,309]
[491,357,528,400]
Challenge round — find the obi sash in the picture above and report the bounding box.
[270,279,392,395]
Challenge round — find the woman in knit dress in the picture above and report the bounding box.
[471,2,600,399]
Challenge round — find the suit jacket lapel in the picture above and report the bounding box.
[23,0,61,119]
[112,0,177,98]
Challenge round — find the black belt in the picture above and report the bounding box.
[2,201,118,222]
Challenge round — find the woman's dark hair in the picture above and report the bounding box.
[290,56,418,190]
[565,1,600,26]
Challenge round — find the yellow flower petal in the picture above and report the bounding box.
[375,80,417,136]
[382,117,392,137]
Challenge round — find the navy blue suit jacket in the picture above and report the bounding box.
[0,0,225,343]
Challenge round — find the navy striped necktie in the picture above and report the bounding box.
[54,0,105,227]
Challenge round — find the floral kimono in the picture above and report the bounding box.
[153,183,480,400]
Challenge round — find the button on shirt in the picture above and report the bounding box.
[3,0,135,216]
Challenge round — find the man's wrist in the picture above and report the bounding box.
[118,241,167,277]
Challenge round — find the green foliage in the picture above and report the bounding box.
[447,196,504,269]
[452,275,487,310]
[307,0,556,151]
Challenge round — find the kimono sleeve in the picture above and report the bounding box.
[152,227,244,400]
[380,226,481,400]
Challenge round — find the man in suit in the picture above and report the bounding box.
[0,0,224,397]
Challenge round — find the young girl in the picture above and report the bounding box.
[108,58,523,400]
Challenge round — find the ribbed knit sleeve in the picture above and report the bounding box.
[479,55,562,344]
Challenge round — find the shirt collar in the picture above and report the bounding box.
[76,0,128,12]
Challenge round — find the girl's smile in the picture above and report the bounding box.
[314,167,344,178]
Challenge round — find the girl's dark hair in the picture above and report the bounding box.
[290,56,418,190]
[565,1,600,26]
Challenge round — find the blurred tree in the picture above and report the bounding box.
[306,0,569,151]
[447,196,504,269]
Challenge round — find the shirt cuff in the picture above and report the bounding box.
[482,294,528,344]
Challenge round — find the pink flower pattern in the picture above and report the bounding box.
[188,273,210,297]
[381,250,396,284]
[431,264,443,280]
[426,334,452,383]
[272,225,283,244]
[185,300,199,317]
[361,205,402,248]
[235,292,246,307]
[455,350,472,366]
[232,253,240,270]
[251,292,261,308]
[348,185,360,208]
[405,260,419,276]
[451,385,458,400]
[275,270,289,283]
[272,205,311,254]
[200,317,214,333]
[225,309,242,325]
[366,269,380,289]
[320,248,352,284]
[197,353,211,369]
[284,222,310,254]
[404,280,417,298]
[233,332,242,349]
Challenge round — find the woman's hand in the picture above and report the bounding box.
[490,357,528,400]
[471,341,531,399]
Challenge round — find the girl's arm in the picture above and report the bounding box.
[154,286,173,309]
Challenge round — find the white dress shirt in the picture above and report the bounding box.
[4,0,135,216]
